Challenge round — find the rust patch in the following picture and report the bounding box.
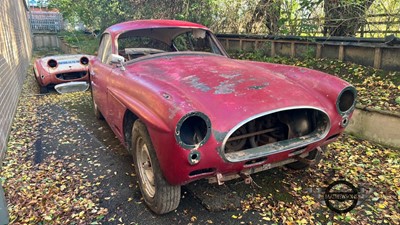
[182,75,211,92]
[248,82,269,90]
[162,92,172,100]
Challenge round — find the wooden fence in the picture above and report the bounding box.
[216,34,400,71]
[280,13,400,38]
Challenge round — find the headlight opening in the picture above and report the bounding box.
[175,112,211,149]
[80,56,89,65]
[47,59,58,68]
[337,86,357,115]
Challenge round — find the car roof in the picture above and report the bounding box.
[105,19,210,36]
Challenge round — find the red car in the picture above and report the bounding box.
[33,54,92,93]
[90,20,357,214]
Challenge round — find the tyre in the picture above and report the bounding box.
[131,120,181,214]
[91,89,103,119]
[285,146,326,170]
[33,68,48,94]
[39,86,48,94]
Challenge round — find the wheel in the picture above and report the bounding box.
[33,68,48,94]
[91,88,103,119]
[285,146,326,170]
[131,120,180,214]
[39,86,48,94]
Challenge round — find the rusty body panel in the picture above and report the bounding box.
[90,20,356,186]
[33,54,93,87]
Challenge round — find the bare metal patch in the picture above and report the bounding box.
[168,107,181,119]
[182,75,211,92]
[214,79,245,95]
[214,81,236,94]
[213,130,228,142]
[219,73,241,79]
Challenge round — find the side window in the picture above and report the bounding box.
[98,34,112,64]
[173,30,222,55]
[97,34,108,60]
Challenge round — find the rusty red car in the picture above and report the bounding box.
[89,20,357,214]
[33,54,92,93]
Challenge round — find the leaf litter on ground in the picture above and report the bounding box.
[1,52,108,224]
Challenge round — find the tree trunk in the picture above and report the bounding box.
[323,0,374,36]
[246,0,281,35]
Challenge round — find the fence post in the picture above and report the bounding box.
[271,41,276,57]
[338,45,344,61]
[373,47,382,69]
[316,44,322,58]
[290,42,295,57]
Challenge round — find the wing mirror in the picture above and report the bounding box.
[110,54,126,71]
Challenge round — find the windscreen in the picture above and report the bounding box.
[117,28,224,61]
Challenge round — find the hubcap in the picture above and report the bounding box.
[136,137,155,198]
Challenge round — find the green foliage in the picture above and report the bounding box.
[396,96,400,105]
[49,0,399,37]
[58,31,99,54]
[49,0,133,32]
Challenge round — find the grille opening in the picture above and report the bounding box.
[189,168,215,177]
[179,115,208,146]
[56,71,87,80]
[244,157,267,165]
[338,90,355,112]
[224,108,329,158]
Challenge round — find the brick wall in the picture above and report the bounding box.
[0,1,32,222]
[0,0,32,164]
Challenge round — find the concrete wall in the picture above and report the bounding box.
[0,0,32,223]
[33,33,59,49]
[347,108,400,148]
[32,35,82,54]
[59,38,80,54]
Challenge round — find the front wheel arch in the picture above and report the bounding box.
[131,120,181,214]
[123,110,138,152]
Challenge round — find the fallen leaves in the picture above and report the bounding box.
[241,134,400,224]
[1,56,108,224]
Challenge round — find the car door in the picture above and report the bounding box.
[106,67,128,139]
[90,33,113,118]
